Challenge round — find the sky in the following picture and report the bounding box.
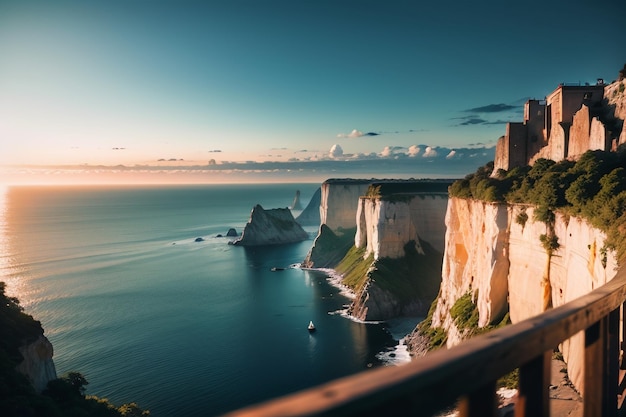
[0,0,624,184]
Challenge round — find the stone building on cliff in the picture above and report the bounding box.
[493,80,625,172]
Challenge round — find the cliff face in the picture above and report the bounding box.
[232,205,308,246]
[430,197,618,393]
[16,335,57,393]
[355,194,448,259]
[319,179,372,233]
[304,180,372,267]
[345,191,449,321]
[604,80,626,145]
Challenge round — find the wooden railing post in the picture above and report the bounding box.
[458,380,497,417]
[515,350,551,417]
[585,319,606,416]
[621,302,626,370]
[605,308,620,417]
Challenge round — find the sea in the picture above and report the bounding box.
[0,183,421,417]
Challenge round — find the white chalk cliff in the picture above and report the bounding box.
[319,179,372,233]
[430,197,618,394]
[16,335,57,393]
[347,193,448,320]
[355,194,448,259]
[304,180,372,267]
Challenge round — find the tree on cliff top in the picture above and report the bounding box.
[619,63,626,81]
[448,147,626,261]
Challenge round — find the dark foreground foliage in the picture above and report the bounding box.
[449,147,626,262]
[0,282,149,417]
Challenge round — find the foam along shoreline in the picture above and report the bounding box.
[301,265,419,366]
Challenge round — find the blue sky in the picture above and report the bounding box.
[0,0,624,183]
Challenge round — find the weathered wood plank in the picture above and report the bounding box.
[222,267,626,417]
[458,380,497,417]
[515,351,550,417]
[584,320,603,416]
[606,308,620,417]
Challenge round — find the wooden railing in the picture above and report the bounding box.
[223,265,626,417]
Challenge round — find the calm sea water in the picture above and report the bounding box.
[0,184,416,416]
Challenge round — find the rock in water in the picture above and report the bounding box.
[226,228,238,237]
[232,205,309,246]
[291,190,303,210]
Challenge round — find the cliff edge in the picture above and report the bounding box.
[16,335,57,393]
[306,180,451,321]
[415,196,618,395]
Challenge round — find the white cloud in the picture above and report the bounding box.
[337,129,363,138]
[329,144,344,158]
[446,150,456,159]
[380,146,394,157]
[408,145,421,157]
[423,146,438,158]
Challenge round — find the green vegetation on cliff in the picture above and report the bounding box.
[0,282,149,417]
[365,180,452,202]
[306,226,357,268]
[449,148,626,261]
[417,290,510,353]
[337,240,442,312]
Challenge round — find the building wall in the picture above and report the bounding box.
[559,85,604,124]
[496,83,613,172]
[589,117,608,151]
[568,105,592,158]
[493,135,509,172]
[525,100,546,158]
[508,122,528,168]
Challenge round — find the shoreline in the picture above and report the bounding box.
[302,265,419,365]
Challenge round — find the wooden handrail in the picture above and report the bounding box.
[222,265,626,417]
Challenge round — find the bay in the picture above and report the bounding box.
[0,184,411,416]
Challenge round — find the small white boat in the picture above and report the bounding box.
[308,321,316,332]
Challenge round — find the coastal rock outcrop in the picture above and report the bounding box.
[304,179,451,321]
[16,335,57,393]
[355,193,448,259]
[346,182,450,321]
[319,179,373,233]
[295,187,321,226]
[303,179,372,267]
[232,205,308,246]
[290,190,303,210]
[426,197,618,394]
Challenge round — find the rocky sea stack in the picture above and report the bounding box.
[232,205,309,246]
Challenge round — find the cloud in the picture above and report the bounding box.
[458,117,487,126]
[464,103,517,113]
[329,144,344,158]
[423,146,438,158]
[380,146,394,157]
[337,129,381,138]
[380,146,407,157]
[337,129,362,138]
[482,120,509,125]
[7,145,497,185]
[408,145,421,157]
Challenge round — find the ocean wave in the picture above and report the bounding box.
[375,336,412,366]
